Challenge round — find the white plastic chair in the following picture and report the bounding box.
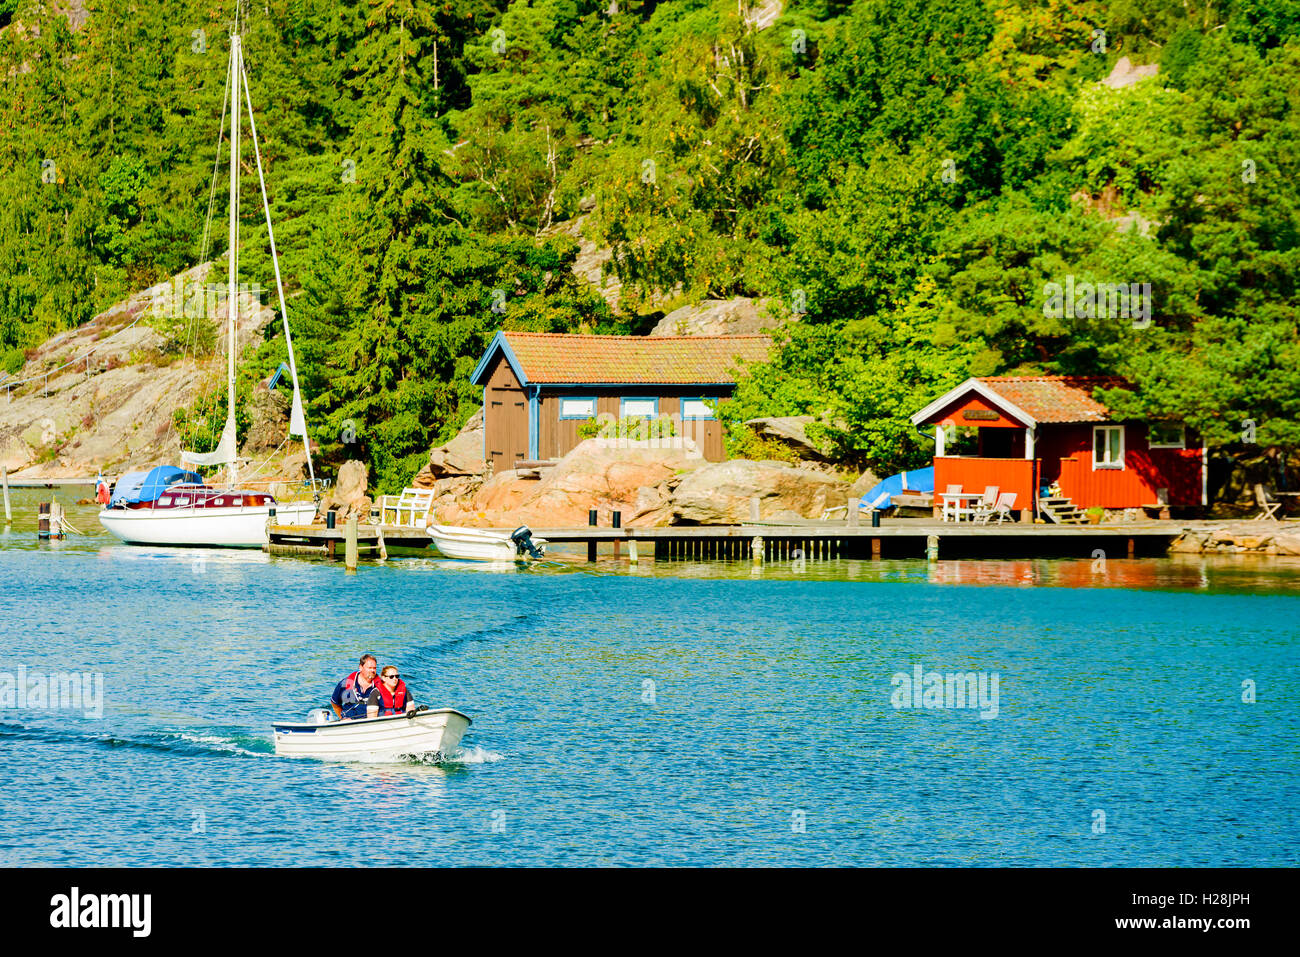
[977,491,1017,525]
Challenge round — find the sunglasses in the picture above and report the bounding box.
[382,673,399,680]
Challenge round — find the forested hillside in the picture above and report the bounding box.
[2,0,1298,490]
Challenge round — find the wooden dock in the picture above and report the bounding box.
[533,520,1185,561]
[266,517,1190,563]
[266,522,431,558]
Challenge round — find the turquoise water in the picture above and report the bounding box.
[1,491,1297,866]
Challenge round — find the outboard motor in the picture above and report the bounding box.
[510,525,544,559]
[307,708,335,725]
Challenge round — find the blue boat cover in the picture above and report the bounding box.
[859,467,935,511]
[110,466,205,506]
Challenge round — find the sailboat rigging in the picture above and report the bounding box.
[99,22,320,547]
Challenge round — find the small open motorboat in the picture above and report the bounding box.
[272,707,471,761]
[428,523,547,562]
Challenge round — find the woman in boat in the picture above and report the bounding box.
[331,654,381,720]
[375,666,416,716]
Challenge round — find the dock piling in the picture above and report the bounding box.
[588,509,598,562]
[629,539,638,565]
[751,535,763,566]
[2,466,9,522]
[345,516,358,570]
[926,534,939,562]
[38,502,50,540]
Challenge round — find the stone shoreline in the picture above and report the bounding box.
[1169,521,1300,555]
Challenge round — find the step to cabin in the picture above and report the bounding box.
[1039,495,1088,525]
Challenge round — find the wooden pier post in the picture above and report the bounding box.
[872,537,882,560]
[587,509,598,563]
[1,466,9,522]
[375,524,388,561]
[38,501,50,540]
[1127,537,1135,559]
[345,516,359,570]
[50,501,64,539]
[751,535,763,565]
[926,534,939,562]
[628,539,638,565]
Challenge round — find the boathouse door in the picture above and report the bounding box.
[484,357,529,473]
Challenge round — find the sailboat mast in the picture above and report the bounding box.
[225,32,242,489]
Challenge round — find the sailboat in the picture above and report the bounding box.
[100,23,318,548]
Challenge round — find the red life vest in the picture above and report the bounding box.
[375,677,409,715]
[341,671,375,705]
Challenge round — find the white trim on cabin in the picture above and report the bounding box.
[1092,425,1125,470]
[909,378,1038,429]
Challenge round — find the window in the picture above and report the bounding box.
[160,496,173,506]
[620,397,658,418]
[559,397,597,420]
[1092,425,1125,469]
[1148,423,1186,449]
[680,398,716,420]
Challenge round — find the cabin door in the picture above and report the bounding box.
[485,376,529,473]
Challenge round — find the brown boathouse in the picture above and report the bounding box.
[470,331,771,473]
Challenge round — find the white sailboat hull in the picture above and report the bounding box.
[428,524,547,562]
[99,500,317,548]
[273,709,472,761]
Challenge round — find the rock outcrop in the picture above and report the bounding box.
[411,406,486,486]
[651,297,778,336]
[434,437,705,528]
[316,459,372,522]
[661,459,848,524]
[0,261,276,478]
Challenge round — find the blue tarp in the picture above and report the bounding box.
[859,467,935,511]
[110,466,204,506]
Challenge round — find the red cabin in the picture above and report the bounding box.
[910,376,1205,521]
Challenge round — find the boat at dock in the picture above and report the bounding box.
[428,524,547,562]
[99,22,320,550]
[272,708,472,761]
[98,466,316,547]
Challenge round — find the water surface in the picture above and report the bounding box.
[1,489,1296,865]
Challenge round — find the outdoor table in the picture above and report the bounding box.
[940,492,983,522]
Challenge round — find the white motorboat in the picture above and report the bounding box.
[428,524,547,562]
[273,708,472,761]
[100,23,322,549]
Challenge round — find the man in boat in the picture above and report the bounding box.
[331,654,381,720]
[375,665,416,715]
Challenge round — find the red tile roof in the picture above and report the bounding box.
[499,332,772,385]
[978,376,1130,423]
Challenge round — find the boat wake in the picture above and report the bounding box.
[0,721,272,759]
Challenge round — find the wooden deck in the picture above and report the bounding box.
[265,517,1197,562]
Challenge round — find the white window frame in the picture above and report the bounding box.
[1148,423,1186,449]
[680,397,716,421]
[620,397,658,419]
[558,397,597,420]
[1092,425,1125,470]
